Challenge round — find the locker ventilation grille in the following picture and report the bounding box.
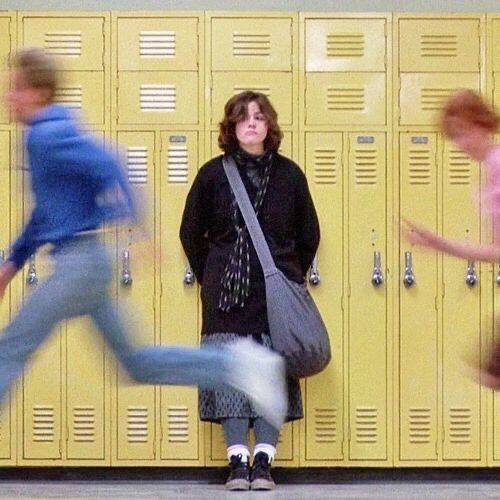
[314,407,337,443]
[327,33,364,58]
[314,148,338,185]
[167,406,189,443]
[408,150,432,185]
[140,31,176,58]
[233,85,271,97]
[44,31,82,57]
[127,147,148,185]
[54,86,82,109]
[421,88,452,111]
[408,407,432,443]
[232,33,271,56]
[73,406,96,442]
[420,34,458,58]
[354,150,378,185]
[327,87,364,111]
[167,145,189,184]
[448,151,472,185]
[355,407,378,443]
[448,407,472,443]
[140,84,176,112]
[33,406,55,442]
[127,406,149,443]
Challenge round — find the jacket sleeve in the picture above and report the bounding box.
[179,168,211,284]
[294,169,321,276]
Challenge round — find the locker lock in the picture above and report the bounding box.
[26,256,38,286]
[308,256,321,287]
[371,251,384,287]
[183,264,195,286]
[496,267,500,286]
[465,260,478,287]
[0,250,5,266]
[403,251,415,288]
[121,250,133,286]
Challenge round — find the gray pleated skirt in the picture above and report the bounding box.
[199,332,303,423]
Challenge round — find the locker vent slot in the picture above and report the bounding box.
[127,406,149,443]
[33,406,55,442]
[44,31,82,57]
[448,150,471,185]
[327,86,365,111]
[140,84,176,112]
[140,31,176,58]
[73,406,96,442]
[408,150,432,185]
[167,145,188,184]
[421,88,453,111]
[354,149,378,185]
[314,148,338,185]
[327,33,364,58]
[314,407,337,443]
[127,147,148,185]
[355,407,378,443]
[448,407,472,443]
[409,407,432,443]
[167,406,189,443]
[233,85,271,98]
[232,33,271,57]
[54,86,82,109]
[420,34,458,58]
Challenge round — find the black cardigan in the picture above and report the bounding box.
[179,154,320,336]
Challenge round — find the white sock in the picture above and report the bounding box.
[227,444,250,463]
[254,443,276,462]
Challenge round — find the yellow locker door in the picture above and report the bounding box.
[494,134,500,463]
[116,16,199,72]
[0,131,12,459]
[348,133,387,461]
[399,19,480,73]
[0,17,12,125]
[399,133,439,461]
[159,132,199,462]
[304,132,344,461]
[442,143,482,461]
[116,132,156,461]
[211,17,292,72]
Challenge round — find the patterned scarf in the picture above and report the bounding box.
[218,148,274,312]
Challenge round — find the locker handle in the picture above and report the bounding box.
[495,267,500,285]
[465,260,478,287]
[308,255,321,287]
[403,251,415,288]
[183,263,195,286]
[0,250,5,266]
[371,251,384,287]
[121,250,133,286]
[26,255,38,286]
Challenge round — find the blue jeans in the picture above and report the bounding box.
[0,234,231,401]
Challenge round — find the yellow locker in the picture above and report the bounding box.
[116,17,199,72]
[115,131,156,461]
[305,73,386,126]
[159,131,199,462]
[399,73,480,126]
[494,137,500,463]
[0,17,12,125]
[441,143,482,461]
[21,16,105,71]
[492,19,500,72]
[210,72,293,126]
[399,133,439,461]
[398,19,480,73]
[304,18,386,72]
[304,132,344,461]
[348,133,387,461]
[211,17,292,72]
[117,72,198,125]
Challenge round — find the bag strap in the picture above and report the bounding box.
[222,155,278,278]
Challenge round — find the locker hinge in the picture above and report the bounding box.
[435,295,439,310]
[442,426,446,443]
[341,439,345,458]
[347,284,351,298]
[102,22,106,69]
[341,295,344,311]
[347,427,351,442]
[59,439,62,456]
[441,282,445,297]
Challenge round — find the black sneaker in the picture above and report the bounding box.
[225,454,250,491]
[250,452,275,490]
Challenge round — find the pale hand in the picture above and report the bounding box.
[401,218,443,251]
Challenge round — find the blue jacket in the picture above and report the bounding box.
[9,105,136,270]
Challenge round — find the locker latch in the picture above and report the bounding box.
[121,249,133,286]
[465,260,478,287]
[183,263,195,286]
[26,255,38,286]
[403,251,415,288]
[308,256,321,287]
[371,251,384,287]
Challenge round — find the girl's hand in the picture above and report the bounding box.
[401,218,443,251]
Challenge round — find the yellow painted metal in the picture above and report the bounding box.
[116,17,199,72]
[347,132,387,461]
[399,132,439,461]
[304,132,344,461]
[305,73,386,126]
[398,19,480,73]
[0,17,12,125]
[305,18,387,72]
[211,17,292,72]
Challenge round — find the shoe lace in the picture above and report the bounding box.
[252,452,271,479]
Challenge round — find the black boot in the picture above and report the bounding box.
[250,452,275,490]
[225,454,250,491]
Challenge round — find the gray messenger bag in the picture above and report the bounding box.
[223,155,331,378]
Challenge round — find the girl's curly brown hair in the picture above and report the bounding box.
[218,91,283,154]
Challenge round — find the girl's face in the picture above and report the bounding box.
[235,100,268,155]
[450,121,492,161]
